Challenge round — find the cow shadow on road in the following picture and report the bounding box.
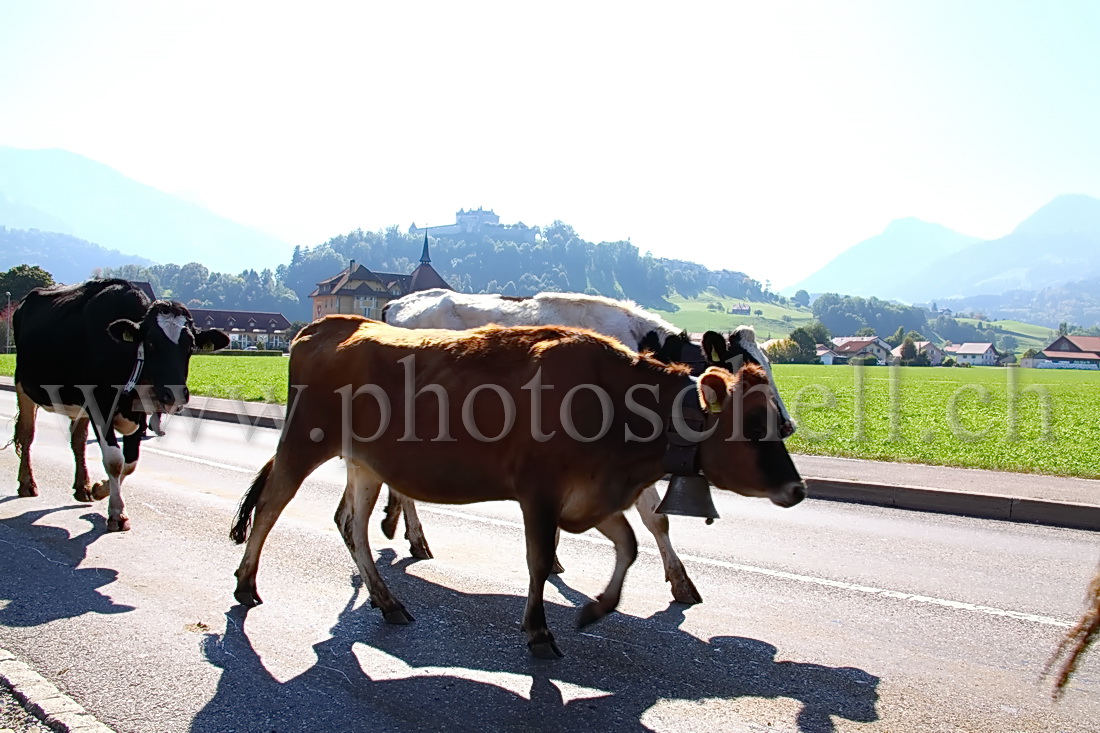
[193,551,879,733]
[0,501,134,626]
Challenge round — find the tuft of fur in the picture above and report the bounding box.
[231,458,273,544]
[1047,567,1100,699]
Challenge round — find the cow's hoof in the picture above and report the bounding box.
[577,601,611,629]
[380,513,399,540]
[408,539,433,561]
[382,605,415,625]
[552,556,565,574]
[17,484,37,498]
[234,586,263,608]
[528,638,564,659]
[106,516,131,532]
[73,486,93,503]
[671,577,703,605]
[90,481,110,501]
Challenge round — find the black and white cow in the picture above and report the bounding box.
[12,279,229,531]
[380,288,795,604]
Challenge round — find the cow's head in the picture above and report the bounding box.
[701,327,796,438]
[108,300,230,409]
[695,365,805,508]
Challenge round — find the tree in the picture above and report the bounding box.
[856,326,877,337]
[900,337,917,363]
[999,335,1019,352]
[1021,348,1040,359]
[764,339,801,364]
[0,265,55,304]
[886,326,906,347]
[793,289,810,307]
[754,309,763,316]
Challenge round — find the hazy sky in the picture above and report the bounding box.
[3,1,1100,288]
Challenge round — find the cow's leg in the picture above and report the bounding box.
[577,511,638,628]
[380,486,403,539]
[381,489,433,560]
[13,385,38,497]
[635,483,702,604]
[335,463,413,624]
[69,416,92,502]
[94,429,128,532]
[234,454,316,607]
[399,495,433,560]
[520,498,563,658]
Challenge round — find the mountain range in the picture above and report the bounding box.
[791,194,1100,305]
[0,147,291,274]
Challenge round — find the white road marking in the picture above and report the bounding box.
[69,441,1079,630]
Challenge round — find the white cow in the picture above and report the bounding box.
[381,288,794,604]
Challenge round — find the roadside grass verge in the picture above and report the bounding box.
[778,364,1100,478]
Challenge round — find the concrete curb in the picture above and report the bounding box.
[0,647,113,733]
[806,478,1100,532]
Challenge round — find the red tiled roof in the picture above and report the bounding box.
[1064,336,1100,354]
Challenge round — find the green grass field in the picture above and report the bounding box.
[1,354,1095,477]
[778,364,1099,477]
[654,292,814,337]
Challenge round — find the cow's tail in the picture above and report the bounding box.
[231,457,274,544]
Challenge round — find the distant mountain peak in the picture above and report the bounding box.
[1011,193,1100,237]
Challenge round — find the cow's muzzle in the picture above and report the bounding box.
[157,385,190,407]
[770,481,806,508]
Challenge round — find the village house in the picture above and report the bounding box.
[310,236,452,321]
[830,336,893,365]
[889,340,945,366]
[816,344,842,365]
[190,308,293,351]
[131,282,293,351]
[1029,334,1100,369]
[943,342,997,366]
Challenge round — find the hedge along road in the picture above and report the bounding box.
[0,354,1096,476]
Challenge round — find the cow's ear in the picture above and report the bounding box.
[697,368,729,414]
[108,319,141,344]
[701,331,728,366]
[195,330,231,353]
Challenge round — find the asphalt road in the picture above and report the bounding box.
[0,395,1096,733]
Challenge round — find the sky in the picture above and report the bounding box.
[2,1,1100,289]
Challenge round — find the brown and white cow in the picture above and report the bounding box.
[230,315,805,658]
[381,288,796,604]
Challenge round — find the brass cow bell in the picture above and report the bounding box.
[657,475,719,523]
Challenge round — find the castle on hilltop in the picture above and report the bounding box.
[410,207,536,244]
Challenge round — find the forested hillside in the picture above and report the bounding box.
[98,262,299,316]
[0,227,153,284]
[938,277,1100,328]
[278,223,776,320]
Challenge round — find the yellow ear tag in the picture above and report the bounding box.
[122,331,135,342]
[706,397,722,414]
[201,342,215,353]
[709,347,721,362]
